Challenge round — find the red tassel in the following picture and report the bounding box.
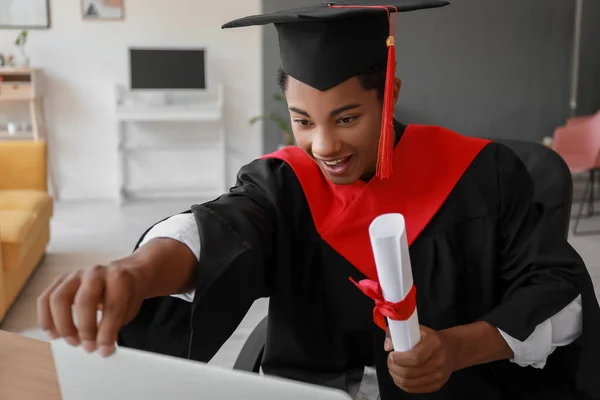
[376,36,396,180]
[328,4,398,179]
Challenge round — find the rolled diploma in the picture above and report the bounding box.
[369,213,420,352]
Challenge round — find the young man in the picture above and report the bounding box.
[38,1,600,399]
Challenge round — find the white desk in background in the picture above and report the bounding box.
[114,84,226,205]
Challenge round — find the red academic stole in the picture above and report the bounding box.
[262,124,491,329]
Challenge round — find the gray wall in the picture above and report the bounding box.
[262,0,593,153]
[576,0,600,116]
[262,0,292,153]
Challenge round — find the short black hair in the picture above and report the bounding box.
[277,60,388,101]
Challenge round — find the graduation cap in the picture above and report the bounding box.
[223,0,449,179]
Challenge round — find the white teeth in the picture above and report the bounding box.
[323,157,348,166]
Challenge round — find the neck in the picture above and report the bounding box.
[359,119,406,182]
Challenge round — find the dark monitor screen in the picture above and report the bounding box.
[129,48,206,90]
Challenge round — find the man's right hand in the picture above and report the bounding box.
[36,237,198,357]
[37,263,145,357]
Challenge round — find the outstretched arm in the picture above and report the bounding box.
[38,158,283,359]
[36,236,197,357]
[119,158,282,361]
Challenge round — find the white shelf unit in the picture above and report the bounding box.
[115,84,226,205]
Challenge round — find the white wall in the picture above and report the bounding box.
[0,0,263,200]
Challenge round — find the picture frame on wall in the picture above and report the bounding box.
[82,0,125,21]
[0,0,51,29]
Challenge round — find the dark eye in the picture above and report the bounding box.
[294,119,312,127]
[338,116,357,125]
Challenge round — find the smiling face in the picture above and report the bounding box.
[284,74,401,185]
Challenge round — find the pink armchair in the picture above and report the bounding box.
[553,111,600,235]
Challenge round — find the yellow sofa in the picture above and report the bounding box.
[0,141,53,322]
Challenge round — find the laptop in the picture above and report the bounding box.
[51,339,353,400]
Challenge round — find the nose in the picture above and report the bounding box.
[311,128,342,158]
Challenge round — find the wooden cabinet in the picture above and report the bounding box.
[0,68,56,199]
[0,82,34,100]
[0,68,46,140]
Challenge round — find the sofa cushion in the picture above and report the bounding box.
[3,218,50,309]
[0,210,36,244]
[0,210,44,270]
[0,191,53,220]
[0,140,47,191]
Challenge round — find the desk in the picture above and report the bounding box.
[0,330,61,399]
[114,84,227,205]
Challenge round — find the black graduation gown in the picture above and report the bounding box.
[118,123,600,400]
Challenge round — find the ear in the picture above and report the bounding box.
[393,78,402,105]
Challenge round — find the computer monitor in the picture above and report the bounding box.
[52,339,353,400]
[129,48,206,91]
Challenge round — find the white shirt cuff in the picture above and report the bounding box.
[139,213,200,303]
[498,295,582,369]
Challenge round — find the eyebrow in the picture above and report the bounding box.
[289,103,363,119]
[289,107,310,117]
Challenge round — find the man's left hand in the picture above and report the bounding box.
[385,325,456,394]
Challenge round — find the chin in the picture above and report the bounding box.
[322,171,360,185]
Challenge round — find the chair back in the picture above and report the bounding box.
[494,139,573,239]
[565,110,600,127]
[553,113,600,173]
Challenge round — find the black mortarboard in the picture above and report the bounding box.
[222,0,449,179]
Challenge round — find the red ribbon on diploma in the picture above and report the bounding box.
[350,277,417,331]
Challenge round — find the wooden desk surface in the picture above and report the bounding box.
[0,330,61,399]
